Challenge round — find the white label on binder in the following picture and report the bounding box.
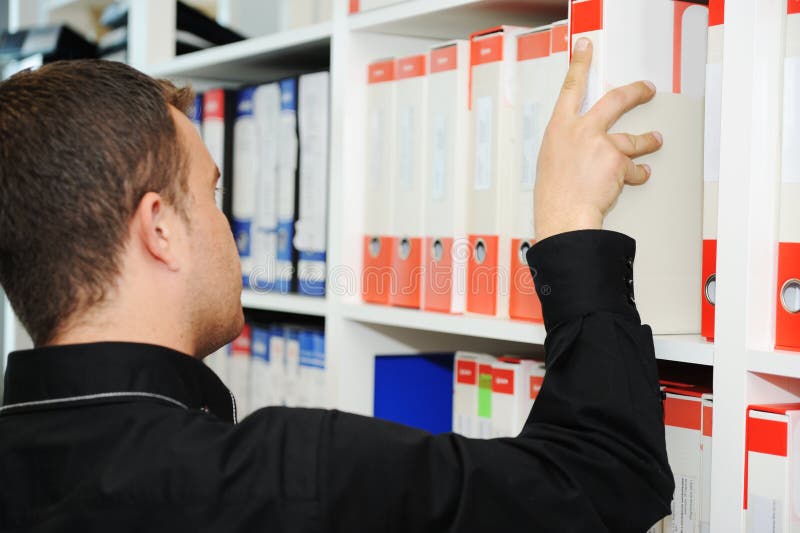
[474,96,493,191]
[431,113,447,201]
[369,110,384,187]
[672,475,697,533]
[398,106,414,190]
[783,56,800,184]
[521,101,539,190]
[748,494,782,533]
[704,62,723,183]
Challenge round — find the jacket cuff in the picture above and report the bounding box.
[526,229,639,331]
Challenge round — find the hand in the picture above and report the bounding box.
[534,37,663,242]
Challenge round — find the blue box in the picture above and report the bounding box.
[373,353,455,434]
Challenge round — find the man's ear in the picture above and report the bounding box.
[133,192,181,272]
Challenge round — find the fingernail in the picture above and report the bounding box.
[653,131,663,144]
[642,164,651,175]
[644,80,656,92]
[575,38,590,51]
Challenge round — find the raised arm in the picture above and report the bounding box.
[312,39,672,532]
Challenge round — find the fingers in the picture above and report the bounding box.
[552,37,593,119]
[623,158,651,186]
[609,131,663,158]
[586,81,657,130]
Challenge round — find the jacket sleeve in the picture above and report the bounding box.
[314,230,674,533]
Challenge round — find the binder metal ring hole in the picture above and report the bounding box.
[432,239,444,263]
[518,240,532,264]
[369,237,381,258]
[399,238,411,260]
[704,274,716,306]
[474,239,487,265]
[780,278,800,314]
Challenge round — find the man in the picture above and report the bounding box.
[0,38,670,532]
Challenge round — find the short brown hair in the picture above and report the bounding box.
[0,59,195,345]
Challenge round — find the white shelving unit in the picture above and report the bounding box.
[240,290,327,317]
[4,0,800,530]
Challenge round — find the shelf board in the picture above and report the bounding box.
[147,23,332,82]
[748,349,800,379]
[653,335,714,366]
[340,303,548,344]
[341,303,715,365]
[349,0,567,39]
[241,290,327,317]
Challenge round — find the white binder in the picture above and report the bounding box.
[569,0,708,334]
[423,40,470,315]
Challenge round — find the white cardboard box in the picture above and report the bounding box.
[745,404,800,532]
[663,386,708,533]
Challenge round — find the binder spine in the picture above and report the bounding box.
[233,87,257,288]
[277,78,299,294]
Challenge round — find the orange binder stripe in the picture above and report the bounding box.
[203,89,225,120]
[551,23,569,53]
[702,405,713,437]
[389,236,423,309]
[747,416,788,457]
[368,60,396,84]
[790,0,800,15]
[775,241,800,350]
[362,235,392,304]
[456,359,477,385]
[423,237,455,313]
[231,324,251,354]
[492,368,515,395]
[709,0,724,26]
[570,0,603,35]
[470,33,504,67]
[466,234,499,316]
[529,375,544,400]
[518,30,551,61]
[701,239,717,341]
[431,45,458,73]
[396,54,427,79]
[509,238,543,322]
[664,396,702,430]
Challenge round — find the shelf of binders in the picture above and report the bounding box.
[240,289,327,317]
[747,349,800,380]
[348,0,566,39]
[341,303,715,366]
[147,22,333,82]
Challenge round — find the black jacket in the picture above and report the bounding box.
[0,230,673,532]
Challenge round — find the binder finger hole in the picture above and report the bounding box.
[399,238,411,260]
[432,239,444,263]
[369,237,381,258]
[518,240,532,264]
[474,239,487,265]
[704,274,716,306]
[781,279,800,314]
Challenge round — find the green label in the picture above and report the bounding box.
[478,372,492,418]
